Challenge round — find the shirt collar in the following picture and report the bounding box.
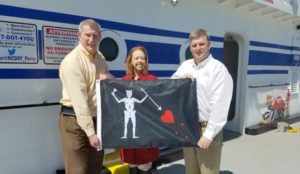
[124,74,149,80]
[192,54,212,69]
[78,43,99,59]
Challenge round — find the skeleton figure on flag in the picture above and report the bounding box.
[111,88,148,139]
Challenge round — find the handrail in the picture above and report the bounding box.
[0,102,60,110]
[248,83,290,88]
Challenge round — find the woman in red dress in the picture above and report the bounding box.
[120,46,159,174]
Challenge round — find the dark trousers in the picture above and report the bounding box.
[58,113,104,174]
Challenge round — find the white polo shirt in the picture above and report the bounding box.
[171,54,233,140]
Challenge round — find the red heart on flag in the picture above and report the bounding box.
[161,110,175,124]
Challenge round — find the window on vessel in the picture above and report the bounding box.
[185,46,193,60]
[99,37,119,61]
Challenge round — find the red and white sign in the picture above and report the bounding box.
[43,26,78,64]
[46,28,77,37]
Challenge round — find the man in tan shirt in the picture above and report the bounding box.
[59,19,114,174]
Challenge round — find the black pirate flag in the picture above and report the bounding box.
[96,79,200,148]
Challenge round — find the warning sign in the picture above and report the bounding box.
[0,21,38,63]
[43,26,78,64]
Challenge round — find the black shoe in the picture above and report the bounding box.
[129,167,138,174]
[137,168,151,174]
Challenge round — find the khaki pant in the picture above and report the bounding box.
[58,113,104,174]
[183,128,223,174]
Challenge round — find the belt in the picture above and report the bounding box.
[60,105,97,122]
[199,121,208,127]
[61,105,76,116]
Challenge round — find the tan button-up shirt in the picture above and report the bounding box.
[59,43,109,137]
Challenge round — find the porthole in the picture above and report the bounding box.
[99,37,119,61]
[185,46,193,60]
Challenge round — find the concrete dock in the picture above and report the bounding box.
[153,122,300,174]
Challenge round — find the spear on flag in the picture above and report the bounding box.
[141,88,162,110]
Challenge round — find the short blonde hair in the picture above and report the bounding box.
[189,29,210,43]
[79,19,101,33]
